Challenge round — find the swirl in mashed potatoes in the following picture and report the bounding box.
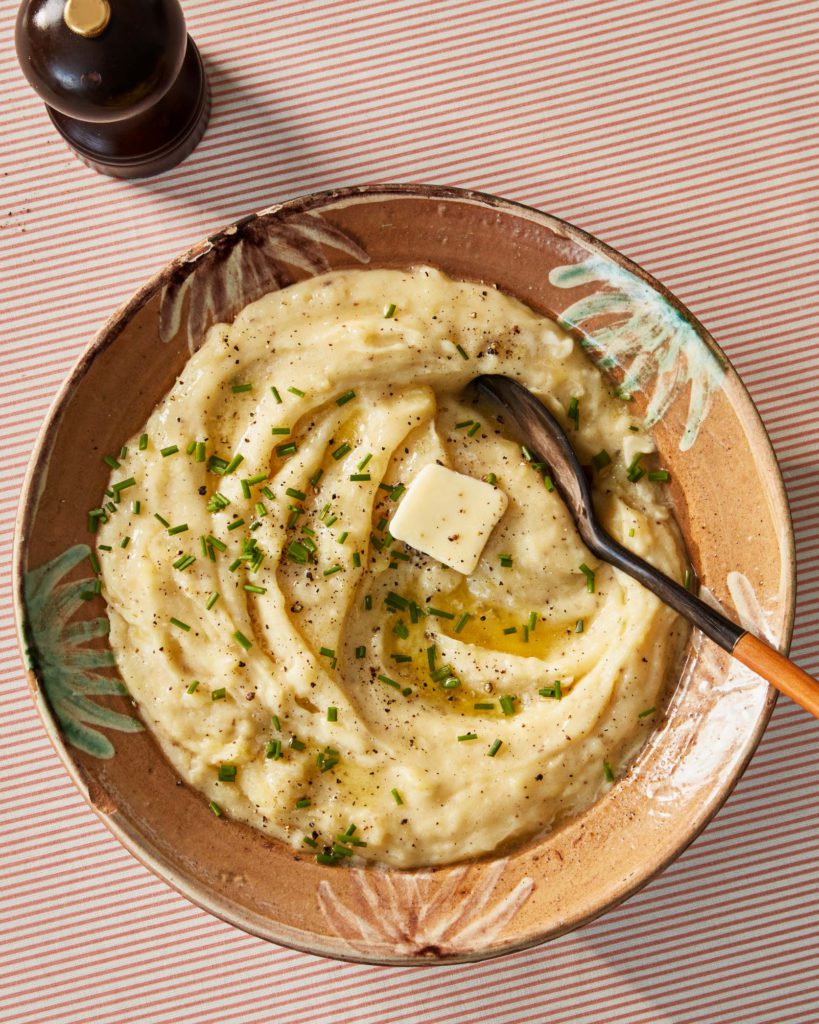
[99,267,688,868]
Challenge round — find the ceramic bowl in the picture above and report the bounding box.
[13,184,794,964]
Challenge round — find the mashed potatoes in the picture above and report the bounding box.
[98,267,688,868]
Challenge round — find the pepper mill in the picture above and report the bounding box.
[15,0,210,179]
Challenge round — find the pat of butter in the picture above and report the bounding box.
[389,464,508,574]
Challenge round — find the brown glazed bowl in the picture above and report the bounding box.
[13,184,793,964]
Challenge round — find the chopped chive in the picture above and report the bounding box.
[402,687,412,697]
[390,483,405,501]
[319,646,336,659]
[243,584,267,594]
[233,630,252,651]
[428,607,455,620]
[112,476,136,494]
[629,527,636,537]
[543,473,555,492]
[105,501,117,513]
[456,344,469,360]
[209,801,222,817]
[393,619,409,639]
[324,514,338,528]
[88,550,101,575]
[327,706,338,722]
[521,445,535,463]
[603,762,615,783]
[426,644,437,671]
[186,440,197,455]
[160,445,179,458]
[355,645,366,658]
[154,513,170,528]
[450,612,471,634]
[567,396,580,428]
[627,454,645,482]
[266,738,282,760]
[352,551,361,568]
[579,563,595,592]
[392,654,412,663]
[302,835,318,848]
[119,446,128,459]
[483,472,497,486]
[288,386,306,398]
[212,687,227,701]
[232,383,252,394]
[357,453,373,471]
[207,492,231,512]
[186,680,200,694]
[218,764,237,782]
[442,676,460,689]
[170,617,190,632]
[207,534,227,552]
[172,554,196,571]
[528,611,537,631]
[385,591,410,611]
[276,442,298,457]
[310,468,324,489]
[390,788,403,804]
[270,386,282,404]
[138,433,149,451]
[206,592,220,610]
[224,453,244,474]
[88,508,106,519]
[98,545,112,553]
[458,732,478,741]
[228,558,242,572]
[455,420,474,429]
[323,565,342,577]
[384,303,397,318]
[289,737,306,751]
[336,531,349,545]
[227,518,245,532]
[295,797,311,809]
[261,486,275,500]
[131,500,141,514]
[286,487,306,501]
[639,706,657,718]
[539,680,563,700]
[336,390,356,406]
[378,674,401,690]
[103,454,120,469]
[272,714,281,731]
[487,739,502,757]
[120,536,130,549]
[592,449,611,470]
[575,618,584,633]
[256,502,267,517]
[499,554,513,568]
[364,595,372,611]
[503,626,517,635]
[499,695,517,716]
[245,473,267,487]
[332,443,351,461]
[195,441,206,463]
[684,568,694,591]
[271,426,290,436]
[467,422,481,437]
[649,470,671,482]
[474,702,494,710]
[168,523,189,535]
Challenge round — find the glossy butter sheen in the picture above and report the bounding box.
[98,267,689,868]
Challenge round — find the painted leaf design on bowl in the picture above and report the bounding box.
[550,253,725,451]
[317,857,534,957]
[160,210,370,352]
[23,544,143,759]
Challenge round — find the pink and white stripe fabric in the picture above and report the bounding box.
[3,1,819,1020]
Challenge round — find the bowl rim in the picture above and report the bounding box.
[11,182,795,965]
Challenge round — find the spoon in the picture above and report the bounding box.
[475,373,819,718]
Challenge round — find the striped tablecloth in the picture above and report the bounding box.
[3,2,818,1021]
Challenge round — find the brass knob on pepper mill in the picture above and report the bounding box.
[15,0,210,179]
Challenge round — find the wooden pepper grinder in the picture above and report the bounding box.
[15,0,210,179]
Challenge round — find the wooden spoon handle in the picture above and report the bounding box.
[733,633,819,718]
